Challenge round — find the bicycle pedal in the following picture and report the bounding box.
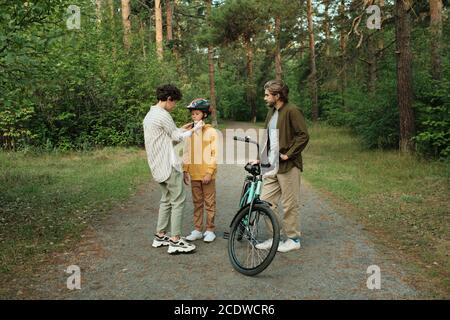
[223,232,229,239]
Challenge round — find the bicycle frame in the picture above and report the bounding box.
[230,135,271,228]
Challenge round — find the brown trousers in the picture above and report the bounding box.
[191,180,216,232]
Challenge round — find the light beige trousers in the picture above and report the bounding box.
[260,166,301,239]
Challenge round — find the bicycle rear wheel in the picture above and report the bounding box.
[228,204,280,276]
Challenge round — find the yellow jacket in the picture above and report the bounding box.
[182,124,218,180]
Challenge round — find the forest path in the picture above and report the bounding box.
[6,121,418,299]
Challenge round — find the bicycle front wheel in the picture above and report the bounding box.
[228,204,280,276]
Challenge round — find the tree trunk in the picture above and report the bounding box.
[208,45,218,126]
[307,0,319,121]
[155,0,164,60]
[430,0,443,80]
[395,0,415,153]
[108,0,115,30]
[206,0,218,127]
[377,0,385,52]
[339,0,347,109]
[173,0,181,61]
[166,0,173,42]
[96,0,102,25]
[140,19,147,59]
[121,0,131,50]
[299,15,305,60]
[108,0,117,59]
[367,38,377,95]
[245,40,256,123]
[274,15,283,80]
[324,0,330,57]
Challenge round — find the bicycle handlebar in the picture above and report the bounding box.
[234,136,271,169]
[233,135,253,143]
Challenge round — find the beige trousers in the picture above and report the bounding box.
[260,166,301,239]
[156,168,186,237]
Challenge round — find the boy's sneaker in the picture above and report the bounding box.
[167,238,196,254]
[203,231,216,243]
[186,230,203,241]
[255,238,274,250]
[152,234,170,248]
[277,238,301,253]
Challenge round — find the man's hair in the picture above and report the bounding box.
[156,84,182,101]
[264,80,289,103]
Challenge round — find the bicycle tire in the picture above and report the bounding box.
[228,204,280,276]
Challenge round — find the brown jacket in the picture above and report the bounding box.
[263,102,309,173]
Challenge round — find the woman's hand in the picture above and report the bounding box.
[182,122,193,130]
[280,154,289,161]
[183,172,191,185]
[193,120,205,132]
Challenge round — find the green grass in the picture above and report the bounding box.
[303,123,450,298]
[0,147,149,275]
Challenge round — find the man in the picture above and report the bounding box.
[143,84,204,254]
[256,80,309,253]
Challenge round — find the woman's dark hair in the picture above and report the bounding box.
[264,80,289,103]
[156,84,182,101]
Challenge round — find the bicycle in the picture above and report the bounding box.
[226,135,280,276]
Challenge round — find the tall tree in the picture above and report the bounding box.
[139,19,147,59]
[307,0,319,121]
[96,0,103,25]
[121,0,131,50]
[339,0,348,103]
[274,15,283,80]
[430,0,443,80]
[108,0,117,58]
[155,0,164,60]
[395,0,415,153]
[323,0,331,57]
[211,0,264,123]
[166,0,174,42]
[366,0,384,95]
[206,0,218,127]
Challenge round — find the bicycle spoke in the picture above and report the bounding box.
[230,209,277,272]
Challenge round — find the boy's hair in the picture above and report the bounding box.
[156,84,182,101]
[264,80,289,103]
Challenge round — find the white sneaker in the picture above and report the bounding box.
[255,238,274,250]
[167,238,196,254]
[203,231,216,243]
[186,230,203,241]
[277,238,301,253]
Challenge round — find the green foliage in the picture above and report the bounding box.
[414,75,450,160]
[1,0,449,160]
[0,0,186,150]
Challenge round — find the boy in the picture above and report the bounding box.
[182,99,218,243]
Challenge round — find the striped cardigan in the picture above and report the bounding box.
[143,105,187,183]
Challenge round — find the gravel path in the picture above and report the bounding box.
[6,122,418,299]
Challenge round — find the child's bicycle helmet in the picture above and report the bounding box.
[186,98,211,118]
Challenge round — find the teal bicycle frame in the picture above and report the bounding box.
[239,179,262,208]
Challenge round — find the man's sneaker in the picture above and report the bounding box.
[186,230,203,241]
[167,238,196,254]
[277,238,301,253]
[152,234,170,248]
[255,238,274,250]
[203,231,216,243]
